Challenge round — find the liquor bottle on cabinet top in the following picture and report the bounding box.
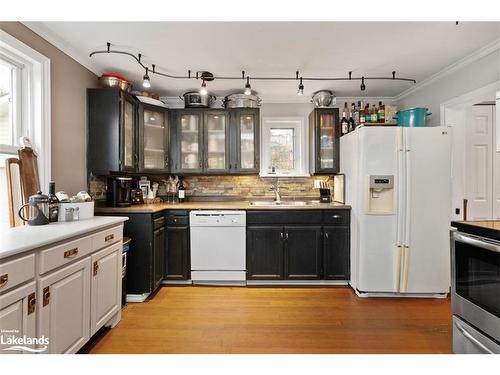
[371,104,378,123]
[340,110,349,135]
[364,104,371,123]
[348,104,355,132]
[353,101,360,125]
[359,102,366,124]
[378,101,385,123]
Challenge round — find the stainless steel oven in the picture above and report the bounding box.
[451,229,500,353]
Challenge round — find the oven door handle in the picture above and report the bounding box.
[454,233,500,253]
[454,320,494,354]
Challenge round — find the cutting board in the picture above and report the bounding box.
[18,146,40,202]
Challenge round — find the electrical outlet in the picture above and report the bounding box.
[455,208,460,215]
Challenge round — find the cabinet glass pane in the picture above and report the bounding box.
[319,113,334,169]
[180,114,200,170]
[123,100,134,168]
[240,115,255,169]
[206,114,226,170]
[144,109,165,170]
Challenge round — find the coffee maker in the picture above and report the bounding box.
[107,176,133,207]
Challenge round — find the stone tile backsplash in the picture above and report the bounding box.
[89,174,331,201]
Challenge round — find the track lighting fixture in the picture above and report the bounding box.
[90,44,418,96]
[297,77,304,96]
[200,80,208,96]
[244,77,251,95]
[142,67,151,88]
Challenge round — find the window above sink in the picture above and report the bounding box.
[260,117,310,177]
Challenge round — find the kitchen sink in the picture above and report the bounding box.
[249,200,320,207]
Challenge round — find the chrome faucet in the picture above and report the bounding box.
[271,180,281,203]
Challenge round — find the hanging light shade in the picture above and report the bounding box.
[360,76,366,91]
[244,77,251,95]
[142,67,151,88]
[297,77,304,96]
[200,80,207,96]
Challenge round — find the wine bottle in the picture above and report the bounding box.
[178,177,186,203]
[359,102,366,124]
[48,181,59,222]
[340,111,349,135]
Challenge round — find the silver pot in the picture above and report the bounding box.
[180,91,216,108]
[223,93,261,108]
[311,90,335,107]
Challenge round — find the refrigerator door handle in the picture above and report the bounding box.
[394,245,402,292]
[404,130,411,248]
[399,245,410,293]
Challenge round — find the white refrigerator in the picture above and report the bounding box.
[340,126,451,297]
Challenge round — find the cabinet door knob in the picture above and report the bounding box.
[105,234,115,242]
[332,214,341,219]
[325,232,329,239]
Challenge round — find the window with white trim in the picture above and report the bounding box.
[0,30,50,229]
[260,117,309,177]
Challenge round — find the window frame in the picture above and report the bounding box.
[260,116,309,177]
[0,52,24,155]
[0,29,51,192]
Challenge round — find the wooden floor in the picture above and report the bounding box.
[83,286,452,354]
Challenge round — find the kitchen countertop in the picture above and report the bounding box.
[95,201,351,214]
[0,216,128,260]
[451,220,500,241]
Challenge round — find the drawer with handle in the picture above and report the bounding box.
[91,225,123,251]
[322,210,350,225]
[38,236,92,275]
[0,253,35,293]
[165,215,188,226]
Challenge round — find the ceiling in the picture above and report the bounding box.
[26,22,500,100]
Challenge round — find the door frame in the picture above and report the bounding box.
[440,80,500,221]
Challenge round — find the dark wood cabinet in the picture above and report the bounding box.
[164,211,190,281]
[309,108,340,175]
[323,225,350,280]
[285,226,323,279]
[229,109,260,174]
[246,210,350,281]
[170,108,259,175]
[138,103,169,173]
[246,226,284,280]
[87,88,139,175]
[153,225,165,290]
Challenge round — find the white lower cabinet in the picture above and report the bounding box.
[37,257,91,354]
[1,222,124,354]
[90,243,121,335]
[0,281,36,354]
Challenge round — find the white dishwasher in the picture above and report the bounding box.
[190,210,246,285]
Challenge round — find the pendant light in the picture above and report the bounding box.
[297,77,304,96]
[200,80,208,96]
[142,67,151,88]
[244,77,251,95]
[360,76,366,91]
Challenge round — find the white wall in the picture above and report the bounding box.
[396,48,500,125]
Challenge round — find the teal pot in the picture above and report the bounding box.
[393,107,432,127]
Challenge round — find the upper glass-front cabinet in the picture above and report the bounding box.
[232,109,259,173]
[172,108,259,175]
[204,111,229,172]
[177,112,203,172]
[139,104,169,172]
[122,98,136,171]
[309,108,339,174]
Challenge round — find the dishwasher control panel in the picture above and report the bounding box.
[189,210,246,227]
